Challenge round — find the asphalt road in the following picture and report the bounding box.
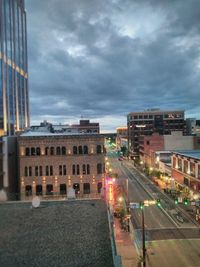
[108,153,200,267]
[111,157,176,229]
[110,156,198,230]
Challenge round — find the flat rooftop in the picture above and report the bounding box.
[20,131,101,137]
[0,200,113,267]
[172,150,200,160]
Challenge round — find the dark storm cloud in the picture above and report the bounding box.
[26,0,200,131]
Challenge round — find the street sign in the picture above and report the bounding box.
[178,197,183,203]
[130,202,140,209]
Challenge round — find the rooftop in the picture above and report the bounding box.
[128,109,184,115]
[20,131,101,137]
[0,200,113,267]
[172,150,200,160]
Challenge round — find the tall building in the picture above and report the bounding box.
[186,118,200,136]
[116,127,128,149]
[127,109,185,158]
[0,0,29,136]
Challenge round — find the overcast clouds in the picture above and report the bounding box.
[26,0,200,131]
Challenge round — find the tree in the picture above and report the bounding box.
[120,146,128,156]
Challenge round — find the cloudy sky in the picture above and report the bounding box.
[26,0,200,132]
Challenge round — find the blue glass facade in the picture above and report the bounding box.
[0,0,29,136]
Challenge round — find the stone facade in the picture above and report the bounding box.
[18,134,105,200]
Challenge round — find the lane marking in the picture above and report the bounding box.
[122,165,180,227]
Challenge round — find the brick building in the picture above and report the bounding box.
[171,151,200,197]
[18,132,105,200]
[139,131,200,168]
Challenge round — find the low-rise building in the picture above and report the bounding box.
[171,150,200,198]
[140,131,198,168]
[18,132,105,200]
[30,119,100,134]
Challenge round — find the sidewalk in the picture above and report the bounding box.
[114,217,139,267]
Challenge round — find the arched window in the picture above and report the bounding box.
[73,146,77,155]
[60,184,66,195]
[46,184,53,195]
[72,164,76,175]
[96,145,101,154]
[59,165,62,175]
[61,146,66,155]
[77,165,80,175]
[35,166,39,176]
[50,147,54,155]
[83,145,88,154]
[82,164,86,175]
[25,185,32,196]
[87,164,90,175]
[56,147,61,155]
[36,147,40,156]
[24,166,28,176]
[97,163,102,174]
[97,182,102,193]
[73,183,80,194]
[78,146,83,154]
[31,147,36,156]
[50,166,53,176]
[45,147,49,155]
[46,166,49,176]
[83,183,90,194]
[63,165,67,175]
[29,166,32,176]
[25,148,30,156]
[39,166,43,176]
[36,185,42,196]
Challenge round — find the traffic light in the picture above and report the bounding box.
[174,198,178,205]
[156,199,161,207]
[140,202,144,209]
[183,198,189,205]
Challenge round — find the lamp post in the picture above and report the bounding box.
[141,207,146,267]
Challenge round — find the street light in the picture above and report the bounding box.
[118,196,123,202]
[141,205,146,267]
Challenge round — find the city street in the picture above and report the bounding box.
[108,152,200,267]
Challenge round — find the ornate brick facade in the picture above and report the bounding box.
[18,134,105,200]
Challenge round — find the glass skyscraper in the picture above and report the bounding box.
[0,0,29,136]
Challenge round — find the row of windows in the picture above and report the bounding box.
[24,182,103,196]
[24,145,103,156]
[173,157,200,178]
[129,113,183,121]
[24,163,104,177]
